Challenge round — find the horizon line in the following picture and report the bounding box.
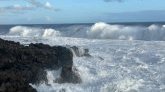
[1,21,165,25]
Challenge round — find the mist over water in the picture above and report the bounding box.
[0,22,165,92]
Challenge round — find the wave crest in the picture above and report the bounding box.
[9,26,61,38]
[7,23,165,41]
[88,22,165,41]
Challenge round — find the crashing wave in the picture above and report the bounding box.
[163,25,165,28]
[7,23,165,41]
[87,22,165,41]
[9,26,61,38]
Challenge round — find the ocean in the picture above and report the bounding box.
[0,22,165,92]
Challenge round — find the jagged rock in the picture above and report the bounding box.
[0,38,81,92]
[70,46,91,57]
[54,67,81,84]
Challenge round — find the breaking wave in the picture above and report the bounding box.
[9,26,61,38]
[88,22,165,41]
[7,23,165,41]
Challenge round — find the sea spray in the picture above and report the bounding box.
[87,22,165,41]
[7,23,165,41]
[1,29,165,92]
[9,26,61,38]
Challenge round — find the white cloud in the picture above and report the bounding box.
[25,0,59,11]
[0,0,59,14]
[0,4,34,13]
[45,2,52,8]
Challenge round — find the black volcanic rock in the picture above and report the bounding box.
[0,38,81,92]
[70,46,91,57]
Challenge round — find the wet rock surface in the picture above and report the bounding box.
[70,46,91,57]
[54,67,82,84]
[0,38,81,92]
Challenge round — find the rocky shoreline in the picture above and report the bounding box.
[0,38,81,92]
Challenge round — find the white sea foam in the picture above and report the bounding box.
[163,25,165,28]
[46,69,62,85]
[1,23,165,92]
[1,34,165,92]
[43,28,61,38]
[101,79,144,92]
[7,23,165,41]
[87,22,165,41]
[9,26,61,38]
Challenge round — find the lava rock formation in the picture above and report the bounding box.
[0,38,81,92]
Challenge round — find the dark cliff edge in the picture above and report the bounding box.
[0,38,81,92]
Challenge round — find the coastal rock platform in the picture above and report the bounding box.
[0,38,81,92]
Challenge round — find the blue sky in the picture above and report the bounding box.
[0,0,165,24]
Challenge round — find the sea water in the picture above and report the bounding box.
[0,22,165,92]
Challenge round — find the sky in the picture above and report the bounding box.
[0,0,165,24]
